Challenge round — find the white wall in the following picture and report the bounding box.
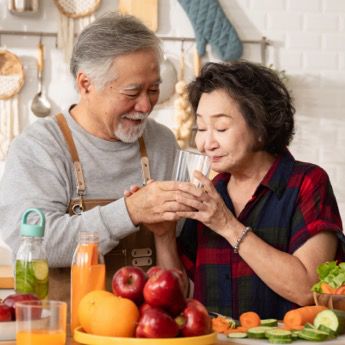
[0,0,344,221]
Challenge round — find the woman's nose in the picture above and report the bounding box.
[204,134,219,151]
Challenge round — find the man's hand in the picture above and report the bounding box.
[125,180,193,225]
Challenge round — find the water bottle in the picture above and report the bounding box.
[15,208,48,299]
[70,231,105,333]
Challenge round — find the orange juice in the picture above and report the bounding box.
[70,236,105,333]
[17,330,66,345]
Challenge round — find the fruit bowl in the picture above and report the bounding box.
[74,327,217,345]
[0,320,16,341]
[313,292,345,311]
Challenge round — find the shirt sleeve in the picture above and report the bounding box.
[0,133,137,268]
[288,165,344,254]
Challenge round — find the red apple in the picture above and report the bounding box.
[112,266,147,305]
[3,293,39,320]
[176,299,211,337]
[139,302,154,316]
[136,307,179,338]
[143,269,186,316]
[0,303,12,322]
[147,266,163,278]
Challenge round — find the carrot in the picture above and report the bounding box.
[335,285,345,295]
[239,311,261,328]
[224,326,248,334]
[212,316,234,333]
[282,324,304,331]
[283,305,328,329]
[321,282,337,294]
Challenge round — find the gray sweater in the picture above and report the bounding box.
[0,110,178,267]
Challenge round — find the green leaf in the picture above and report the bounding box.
[317,261,337,280]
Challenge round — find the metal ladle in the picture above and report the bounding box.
[31,41,51,117]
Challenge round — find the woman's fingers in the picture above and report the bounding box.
[193,170,216,194]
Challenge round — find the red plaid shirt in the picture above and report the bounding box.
[177,150,344,319]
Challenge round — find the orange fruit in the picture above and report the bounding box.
[78,290,139,337]
[78,290,112,334]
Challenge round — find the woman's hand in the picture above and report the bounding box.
[124,179,154,197]
[176,171,239,238]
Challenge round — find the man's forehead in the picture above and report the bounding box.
[121,80,161,90]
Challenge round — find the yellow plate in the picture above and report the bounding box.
[74,327,217,345]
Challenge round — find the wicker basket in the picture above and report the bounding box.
[313,291,345,311]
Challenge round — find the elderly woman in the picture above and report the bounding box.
[154,61,345,320]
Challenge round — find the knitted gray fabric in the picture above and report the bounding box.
[178,0,242,61]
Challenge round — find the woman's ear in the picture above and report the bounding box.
[76,71,92,95]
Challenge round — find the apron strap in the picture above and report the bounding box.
[56,113,86,197]
[55,113,151,197]
[139,136,150,185]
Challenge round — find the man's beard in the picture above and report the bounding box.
[114,112,149,143]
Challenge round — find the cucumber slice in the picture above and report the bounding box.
[268,338,292,344]
[32,260,49,281]
[314,309,345,335]
[317,324,337,337]
[265,329,292,339]
[261,319,278,327]
[227,332,248,338]
[299,328,329,341]
[291,331,300,340]
[247,326,273,339]
[304,322,315,329]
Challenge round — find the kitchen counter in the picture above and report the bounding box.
[2,333,345,345]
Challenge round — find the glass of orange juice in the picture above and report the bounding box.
[16,300,66,345]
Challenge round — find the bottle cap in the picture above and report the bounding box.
[20,208,46,237]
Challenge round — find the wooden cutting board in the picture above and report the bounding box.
[118,0,158,32]
[0,265,14,289]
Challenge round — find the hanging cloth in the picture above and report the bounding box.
[54,0,101,63]
[0,49,24,160]
[178,0,243,61]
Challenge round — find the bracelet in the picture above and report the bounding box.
[233,226,252,254]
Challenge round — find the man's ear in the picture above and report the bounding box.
[76,71,92,95]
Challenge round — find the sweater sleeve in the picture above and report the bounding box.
[0,132,137,268]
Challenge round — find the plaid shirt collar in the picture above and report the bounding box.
[216,149,295,200]
[260,149,295,199]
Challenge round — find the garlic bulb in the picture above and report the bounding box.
[174,80,194,149]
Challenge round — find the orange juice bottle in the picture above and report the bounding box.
[70,231,105,333]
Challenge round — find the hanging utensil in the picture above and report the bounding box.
[157,55,177,104]
[8,0,39,15]
[31,41,51,117]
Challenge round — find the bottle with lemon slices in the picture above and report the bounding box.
[15,208,48,299]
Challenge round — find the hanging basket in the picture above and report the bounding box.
[0,50,24,100]
[53,0,101,19]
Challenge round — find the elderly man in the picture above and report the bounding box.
[0,12,182,299]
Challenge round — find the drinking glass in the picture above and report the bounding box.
[16,300,67,345]
[172,149,210,187]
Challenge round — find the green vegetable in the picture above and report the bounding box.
[265,329,292,343]
[247,326,273,339]
[261,319,278,327]
[312,261,345,293]
[314,309,345,335]
[298,328,329,341]
[227,332,248,338]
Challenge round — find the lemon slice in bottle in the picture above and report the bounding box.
[32,260,49,281]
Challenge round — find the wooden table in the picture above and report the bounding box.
[2,332,345,344]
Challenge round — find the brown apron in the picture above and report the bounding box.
[49,113,155,303]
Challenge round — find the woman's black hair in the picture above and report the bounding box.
[187,61,295,155]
